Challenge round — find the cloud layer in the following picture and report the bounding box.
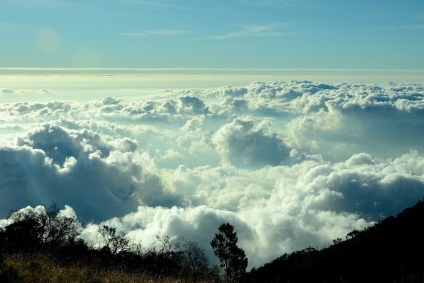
[1,79,424,268]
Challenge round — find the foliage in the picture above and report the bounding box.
[246,198,424,283]
[154,235,216,282]
[181,239,210,282]
[5,199,424,282]
[0,203,218,282]
[210,223,248,283]
[1,253,212,283]
[3,203,81,252]
[98,225,130,255]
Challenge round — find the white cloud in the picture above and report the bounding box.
[210,24,292,39]
[178,95,208,114]
[0,123,183,222]
[212,118,291,168]
[1,79,424,268]
[119,32,147,38]
[75,149,424,267]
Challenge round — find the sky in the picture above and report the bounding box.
[1,0,424,272]
[1,0,424,70]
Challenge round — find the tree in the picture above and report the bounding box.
[3,217,41,251]
[156,235,181,256]
[98,225,130,255]
[346,229,360,239]
[210,223,248,283]
[181,239,209,282]
[5,203,81,250]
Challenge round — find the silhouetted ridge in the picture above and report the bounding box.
[246,198,424,283]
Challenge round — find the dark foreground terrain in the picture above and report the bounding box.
[2,198,424,282]
[246,198,424,283]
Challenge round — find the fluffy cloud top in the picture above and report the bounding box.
[212,118,291,168]
[1,80,424,268]
[0,123,182,222]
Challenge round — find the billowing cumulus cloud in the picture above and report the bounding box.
[212,118,291,168]
[1,79,424,269]
[178,95,208,115]
[0,123,183,222]
[73,150,424,267]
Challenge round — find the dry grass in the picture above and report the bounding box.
[2,253,209,283]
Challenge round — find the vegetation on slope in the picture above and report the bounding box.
[1,253,189,283]
[3,198,424,283]
[0,204,250,283]
[246,198,424,283]
[0,203,220,282]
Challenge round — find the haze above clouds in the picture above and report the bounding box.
[2,79,424,268]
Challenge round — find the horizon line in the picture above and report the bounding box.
[1,67,424,73]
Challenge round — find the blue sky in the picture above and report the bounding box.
[1,0,424,70]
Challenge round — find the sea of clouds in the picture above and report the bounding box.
[1,79,424,268]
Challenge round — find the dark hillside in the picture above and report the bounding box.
[246,199,424,283]
[2,200,424,282]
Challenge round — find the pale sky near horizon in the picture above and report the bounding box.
[1,0,424,71]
